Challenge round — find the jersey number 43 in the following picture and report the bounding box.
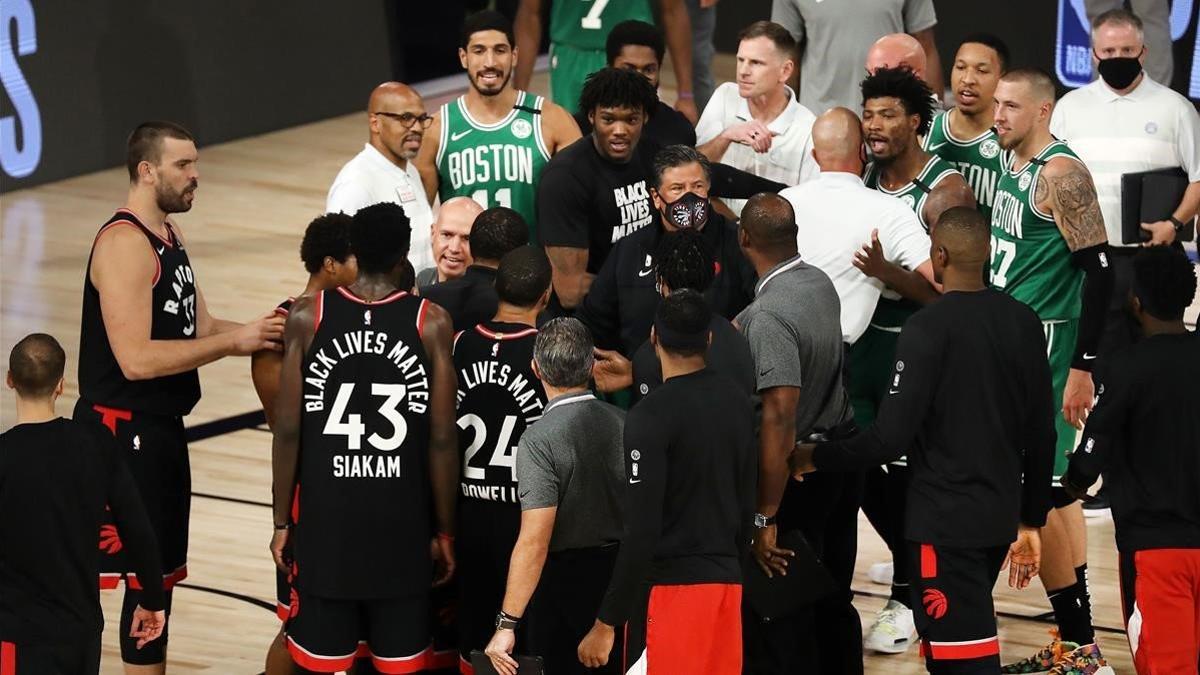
[323,383,409,450]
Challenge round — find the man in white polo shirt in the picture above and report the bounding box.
[1051,8,1200,357]
[696,20,818,217]
[327,81,436,272]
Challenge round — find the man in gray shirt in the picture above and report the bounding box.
[771,0,942,114]
[483,318,627,675]
[736,193,861,675]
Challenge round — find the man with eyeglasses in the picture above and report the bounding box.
[327,81,437,273]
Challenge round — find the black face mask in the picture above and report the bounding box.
[661,191,710,230]
[1095,49,1144,90]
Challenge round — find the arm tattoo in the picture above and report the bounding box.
[1050,164,1108,251]
[1034,173,1048,206]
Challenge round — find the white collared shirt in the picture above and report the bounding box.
[1050,75,1200,247]
[696,82,820,216]
[780,171,931,344]
[327,143,435,270]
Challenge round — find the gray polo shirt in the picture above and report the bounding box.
[771,0,937,114]
[516,391,627,552]
[736,255,850,437]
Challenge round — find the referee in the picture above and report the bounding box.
[793,207,1056,674]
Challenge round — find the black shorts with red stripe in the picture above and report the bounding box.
[1,636,101,675]
[622,583,742,675]
[73,399,190,590]
[906,541,1007,674]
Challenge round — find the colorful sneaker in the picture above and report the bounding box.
[1048,643,1114,675]
[1000,632,1076,674]
[863,599,916,654]
[867,561,893,585]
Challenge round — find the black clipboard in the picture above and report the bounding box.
[743,529,837,620]
[470,650,544,675]
[1121,167,1194,244]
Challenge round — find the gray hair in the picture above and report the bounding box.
[652,144,712,190]
[533,318,594,388]
[1091,9,1144,40]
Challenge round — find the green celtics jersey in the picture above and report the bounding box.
[550,0,654,50]
[990,140,1083,321]
[436,91,550,240]
[922,110,1005,220]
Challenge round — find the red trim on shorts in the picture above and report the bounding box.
[314,291,325,332]
[92,404,133,435]
[921,543,938,579]
[1,641,15,675]
[124,563,189,591]
[369,644,441,674]
[290,483,301,524]
[276,601,290,622]
[923,636,1000,660]
[417,299,429,338]
[459,654,475,675]
[335,286,409,305]
[286,636,357,672]
[473,325,538,341]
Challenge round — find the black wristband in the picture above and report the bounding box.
[274,523,291,530]
[1169,215,1185,232]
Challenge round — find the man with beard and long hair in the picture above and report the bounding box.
[418,10,581,244]
[74,121,285,674]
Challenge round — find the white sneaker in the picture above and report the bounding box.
[868,561,893,585]
[863,599,916,654]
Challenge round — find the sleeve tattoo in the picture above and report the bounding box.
[1045,165,1108,251]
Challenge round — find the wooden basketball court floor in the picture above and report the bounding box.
[4,54,1198,674]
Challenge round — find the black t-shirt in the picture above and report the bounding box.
[631,314,756,405]
[813,289,1056,548]
[0,418,163,641]
[1066,330,1200,552]
[574,100,697,148]
[420,265,499,333]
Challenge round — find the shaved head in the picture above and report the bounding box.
[811,107,863,170]
[367,82,426,163]
[866,34,927,80]
[439,196,485,223]
[998,68,1056,103]
[431,197,483,280]
[930,206,989,284]
[368,81,419,112]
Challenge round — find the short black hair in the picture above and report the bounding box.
[397,258,416,292]
[300,213,354,275]
[470,207,529,262]
[960,32,1010,72]
[578,67,659,118]
[350,203,411,275]
[740,193,798,251]
[9,333,65,397]
[127,121,194,181]
[654,289,711,357]
[496,246,553,308]
[461,10,514,49]
[1132,246,1197,321]
[861,66,937,136]
[606,20,664,66]
[652,145,712,190]
[655,230,715,293]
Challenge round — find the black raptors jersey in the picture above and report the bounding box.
[78,209,201,416]
[453,321,546,505]
[295,287,434,599]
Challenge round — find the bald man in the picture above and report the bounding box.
[415,196,483,287]
[327,81,436,271]
[866,34,928,82]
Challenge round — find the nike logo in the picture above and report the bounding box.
[1082,353,1097,360]
[629,478,642,484]
[450,129,472,142]
[888,388,900,395]
[927,141,948,153]
[637,267,654,277]
[156,246,165,255]
[759,367,775,377]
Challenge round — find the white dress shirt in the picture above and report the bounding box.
[1050,75,1200,247]
[327,143,435,271]
[696,82,820,215]
[781,171,931,343]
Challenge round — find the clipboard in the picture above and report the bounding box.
[1120,167,1194,244]
[469,650,544,675]
[743,529,837,620]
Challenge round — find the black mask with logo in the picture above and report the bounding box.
[1095,48,1144,90]
[660,191,710,230]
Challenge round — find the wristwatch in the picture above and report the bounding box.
[753,513,776,528]
[1169,215,1186,232]
[494,611,520,631]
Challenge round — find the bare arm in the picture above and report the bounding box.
[546,246,593,309]
[541,101,582,154]
[658,0,698,124]
[852,231,940,304]
[757,386,799,517]
[911,27,944,105]
[922,174,976,228]
[415,113,442,203]
[270,297,315,530]
[420,302,460,541]
[500,507,556,618]
[91,226,283,381]
[514,0,543,92]
[1037,157,1108,251]
[251,349,284,429]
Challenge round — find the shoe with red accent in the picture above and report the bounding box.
[1000,632,1076,674]
[1048,643,1113,675]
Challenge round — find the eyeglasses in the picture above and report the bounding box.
[372,111,434,129]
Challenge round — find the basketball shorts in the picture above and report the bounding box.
[550,42,605,113]
[1119,547,1200,675]
[1042,319,1079,484]
[847,323,905,466]
[623,583,742,675]
[284,591,437,674]
[74,398,190,590]
[456,499,522,660]
[0,636,101,675]
[906,541,1007,672]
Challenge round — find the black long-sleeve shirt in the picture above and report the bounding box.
[813,289,1055,548]
[1065,330,1200,552]
[419,265,499,333]
[597,369,756,626]
[0,418,163,642]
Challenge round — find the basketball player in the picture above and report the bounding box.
[513,0,698,123]
[991,68,1115,674]
[75,121,285,674]
[453,246,553,672]
[269,202,459,672]
[248,213,357,675]
[923,34,1010,220]
[855,67,974,654]
[417,10,580,243]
